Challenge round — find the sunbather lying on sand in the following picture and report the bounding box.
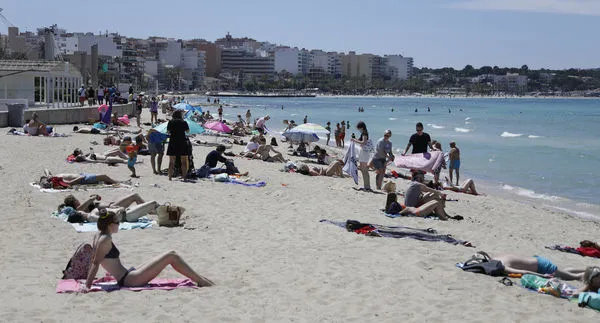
[58,193,157,223]
[83,208,213,291]
[491,254,585,280]
[296,160,345,177]
[42,170,129,186]
[443,177,480,195]
[73,126,141,135]
[68,148,137,164]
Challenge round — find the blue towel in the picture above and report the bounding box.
[226,179,266,187]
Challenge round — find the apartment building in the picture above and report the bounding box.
[221,47,274,79]
[384,55,414,80]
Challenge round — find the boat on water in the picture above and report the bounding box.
[205,91,316,98]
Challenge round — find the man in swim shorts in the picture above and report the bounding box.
[492,254,585,280]
[448,141,460,185]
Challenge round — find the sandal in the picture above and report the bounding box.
[498,277,513,286]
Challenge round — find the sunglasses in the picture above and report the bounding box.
[416,129,423,132]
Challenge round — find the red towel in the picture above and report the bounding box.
[576,247,600,258]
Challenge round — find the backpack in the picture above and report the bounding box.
[460,251,506,276]
[578,292,600,311]
[62,243,93,279]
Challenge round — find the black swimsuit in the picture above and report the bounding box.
[104,243,130,286]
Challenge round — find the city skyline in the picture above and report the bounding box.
[2,0,599,70]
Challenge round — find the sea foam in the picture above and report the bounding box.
[528,135,541,138]
[455,127,471,133]
[389,117,397,121]
[501,184,559,201]
[501,132,523,137]
[428,124,444,129]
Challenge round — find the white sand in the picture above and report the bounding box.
[1,111,599,322]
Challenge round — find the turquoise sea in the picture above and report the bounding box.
[189,96,600,220]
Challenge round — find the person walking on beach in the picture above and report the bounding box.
[245,109,252,126]
[372,130,394,190]
[303,115,308,124]
[78,85,86,106]
[334,123,341,147]
[149,97,159,125]
[218,105,223,121]
[325,122,331,146]
[87,87,95,106]
[97,86,104,105]
[402,122,433,155]
[340,121,346,148]
[351,121,374,191]
[135,94,144,127]
[448,141,460,185]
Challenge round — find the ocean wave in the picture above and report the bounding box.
[501,132,523,138]
[290,113,298,116]
[501,185,560,201]
[389,117,397,121]
[465,117,471,121]
[455,127,471,133]
[428,123,444,129]
[528,135,542,138]
[465,121,471,124]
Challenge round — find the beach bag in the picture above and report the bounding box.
[578,292,600,310]
[156,203,185,227]
[460,251,505,276]
[62,243,93,279]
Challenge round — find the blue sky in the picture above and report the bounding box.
[3,0,599,69]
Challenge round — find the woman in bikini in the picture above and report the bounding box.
[84,209,213,291]
[385,192,450,220]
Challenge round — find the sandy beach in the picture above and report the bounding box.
[1,110,599,322]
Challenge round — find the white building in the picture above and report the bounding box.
[57,33,123,57]
[274,47,302,75]
[383,55,413,80]
[159,41,182,67]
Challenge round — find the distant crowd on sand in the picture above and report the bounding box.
[27,96,600,306]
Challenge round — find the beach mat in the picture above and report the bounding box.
[546,244,600,258]
[57,277,197,293]
[30,182,133,193]
[320,219,473,247]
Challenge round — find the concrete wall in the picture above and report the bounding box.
[15,103,135,126]
[0,111,7,127]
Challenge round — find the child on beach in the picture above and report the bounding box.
[147,129,167,175]
[449,141,460,185]
[126,140,139,178]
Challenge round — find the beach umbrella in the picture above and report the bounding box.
[289,123,330,135]
[173,102,194,110]
[282,129,320,143]
[152,120,205,135]
[203,121,232,134]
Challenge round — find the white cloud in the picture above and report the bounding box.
[451,0,600,16]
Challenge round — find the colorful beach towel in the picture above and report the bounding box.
[30,182,133,193]
[342,141,359,185]
[394,150,444,174]
[320,219,473,247]
[56,277,197,293]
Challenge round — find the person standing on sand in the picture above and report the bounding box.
[351,121,373,191]
[449,141,460,185]
[135,94,144,127]
[255,115,270,135]
[334,123,341,147]
[166,110,190,181]
[245,109,252,126]
[403,122,433,155]
[303,115,308,124]
[325,122,331,146]
[218,105,223,121]
[372,130,394,190]
[340,121,346,148]
[78,85,86,106]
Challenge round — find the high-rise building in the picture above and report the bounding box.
[383,55,413,80]
[221,48,274,79]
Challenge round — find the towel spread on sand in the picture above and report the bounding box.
[394,150,444,173]
[320,219,473,247]
[545,245,600,258]
[30,182,133,193]
[225,179,266,187]
[51,211,154,232]
[56,277,197,293]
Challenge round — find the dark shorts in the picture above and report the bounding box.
[80,174,97,184]
[148,141,164,154]
[450,160,460,169]
[373,158,386,170]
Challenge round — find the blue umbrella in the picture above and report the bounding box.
[173,102,193,110]
[282,129,320,143]
[153,120,205,135]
